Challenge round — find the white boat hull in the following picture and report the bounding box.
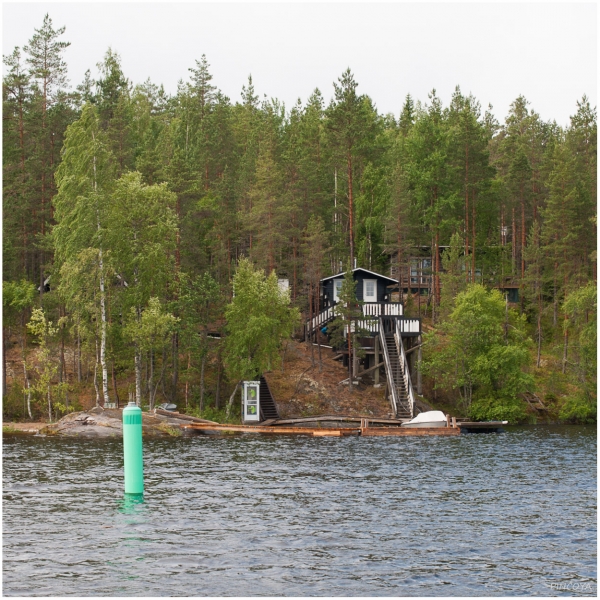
[401,420,447,428]
[401,410,448,428]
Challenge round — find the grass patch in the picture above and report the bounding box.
[156,422,182,436]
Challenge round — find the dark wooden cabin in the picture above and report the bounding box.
[305,267,423,421]
[319,268,398,310]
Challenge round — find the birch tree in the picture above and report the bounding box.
[108,172,177,406]
[54,103,114,406]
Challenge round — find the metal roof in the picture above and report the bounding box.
[320,268,398,284]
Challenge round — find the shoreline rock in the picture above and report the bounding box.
[5,408,192,438]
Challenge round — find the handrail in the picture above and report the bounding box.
[395,320,415,418]
[306,306,335,333]
[378,318,398,416]
[362,302,403,317]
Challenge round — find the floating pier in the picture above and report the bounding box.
[184,420,461,437]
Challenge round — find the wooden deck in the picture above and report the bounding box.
[184,422,460,437]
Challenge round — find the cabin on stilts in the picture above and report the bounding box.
[305,267,422,420]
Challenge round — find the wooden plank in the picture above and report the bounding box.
[184,423,359,435]
[271,415,405,426]
[185,422,460,437]
[357,361,384,377]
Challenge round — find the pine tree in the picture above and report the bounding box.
[24,14,71,293]
[326,69,378,268]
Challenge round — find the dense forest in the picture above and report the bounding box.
[3,15,596,423]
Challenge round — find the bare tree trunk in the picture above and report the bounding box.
[77,329,82,383]
[111,361,120,406]
[133,348,142,407]
[347,323,353,393]
[347,151,354,268]
[171,332,179,403]
[94,338,100,407]
[199,353,206,412]
[150,358,168,411]
[185,352,191,409]
[226,381,241,419]
[536,312,542,368]
[91,137,110,406]
[215,348,222,409]
[2,329,7,397]
[147,348,154,407]
[562,324,568,375]
[309,281,315,367]
[23,361,32,420]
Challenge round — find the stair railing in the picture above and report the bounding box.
[378,318,398,416]
[394,320,415,419]
[306,306,335,338]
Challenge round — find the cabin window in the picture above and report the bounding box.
[333,279,343,302]
[364,279,376,301]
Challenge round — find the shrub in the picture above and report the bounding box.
[468,396,529,423]
[559,393,597,424]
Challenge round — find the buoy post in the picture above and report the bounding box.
[123,401,144,495]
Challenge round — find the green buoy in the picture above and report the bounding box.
[123,401,144,496]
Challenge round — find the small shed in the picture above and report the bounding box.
[320,268,398,309]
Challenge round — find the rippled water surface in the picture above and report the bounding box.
[3,426,597,596]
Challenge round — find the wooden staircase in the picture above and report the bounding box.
[259,376,280,422]
[378,318,414,420]
[383,333,412,419]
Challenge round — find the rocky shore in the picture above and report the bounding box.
[3,407,217,438]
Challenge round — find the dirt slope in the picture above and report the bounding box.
[265,341,392,419]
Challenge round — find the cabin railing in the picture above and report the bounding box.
[305,306,335,338]
[395,320,415,419]
[361,302,403,317]
[378,318,398,416]
[396,318,420,335]
[307,305,418,337]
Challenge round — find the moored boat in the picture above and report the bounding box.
[401,410,448,428]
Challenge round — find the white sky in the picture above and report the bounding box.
[2,1,597,127]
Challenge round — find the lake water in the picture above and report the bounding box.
[2,426,597,596]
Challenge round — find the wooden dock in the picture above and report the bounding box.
[184,422,460,437]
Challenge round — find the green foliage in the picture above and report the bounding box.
[562,282,597,394]
[423,284,533,411]
[2,20,596,416]
[3,280,37,326]
[224,258,300,381]
[327,265,363,351]
[26,308,59,421]
[558,392,597,424]
[468,396,529,423]
[123,297,178,354]
[439,232,466,319]
[185,405,237,424]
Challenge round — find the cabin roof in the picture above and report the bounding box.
[320,268,398,285]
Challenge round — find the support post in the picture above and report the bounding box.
[417,334,422,395]
[374,335,380,386]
